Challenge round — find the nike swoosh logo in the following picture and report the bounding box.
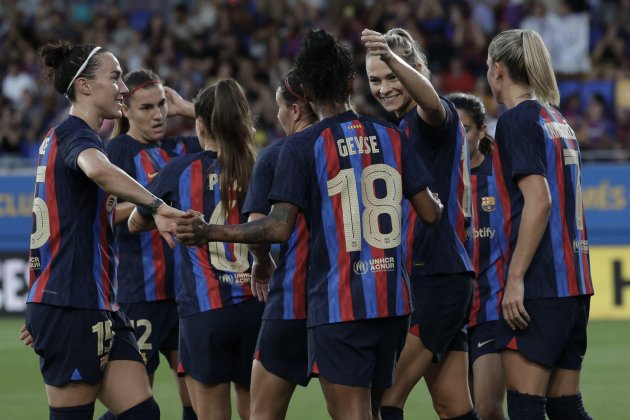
[147,172,158,179]
[477,339,494,348]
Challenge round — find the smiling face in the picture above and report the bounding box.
[86,52,128,119]
[124,84,168,143]
[366,54,415,117]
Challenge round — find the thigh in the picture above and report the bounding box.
[185,376,231,420]
[98,360,152,415]
[250,360,296,420]
[319,377,372,420]
[502,350,550,396]
[424,351,474,418]
[471,353,505,411]
[547,368,582,398]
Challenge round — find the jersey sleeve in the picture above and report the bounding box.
[500,114,546,180]
[416,97,456,144]
[242,145,277,216]
[400,131,433,199]
[58,128,105,172]
[268,140,309,211]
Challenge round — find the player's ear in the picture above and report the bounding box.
[195,117,207,139]
[121,103,130,118]
[291,103,301,121]
[75,77,91,96]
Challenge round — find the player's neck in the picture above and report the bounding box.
[503,83,534,109]
[203,137,217,152]
[69,105,103,132]
[316,102,351,120]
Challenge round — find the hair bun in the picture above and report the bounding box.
[40,40,74,69]
[302,29,336,56]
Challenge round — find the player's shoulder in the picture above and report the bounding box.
[56,116,100,144]
[161,150,206,175]
[105,133,135,152]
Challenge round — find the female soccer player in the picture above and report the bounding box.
[128,78,263,420]
[175,29,443,420]
[105,69,200,420]
[26,41,181,419]
[487,29,593,420]
[447,92,506,420]
[244,70,318,420]
[361,28,477,420]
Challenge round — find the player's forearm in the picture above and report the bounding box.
[128,208,155,233]
[383,54,444,125]
[204,217,292,244]
[114,202,135,225]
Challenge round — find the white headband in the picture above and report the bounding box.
[65,46,102,94]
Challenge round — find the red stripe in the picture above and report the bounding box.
[356,121,388,317]
[150,230,167,299]
[469,174,480,326]
[323,129,353,321]
[293,215,308,319]
[492,145,512,265]
[98,193,112,310]
[139,151,156,184]
[389,127,412,314]
[190,160,223,309]
[552,136,579,296]
[34,135,61,301]
[158,148,171,162]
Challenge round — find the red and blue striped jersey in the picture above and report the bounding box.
[138,150,254,317]
[106,134,201,303]
[269,110,433,327]
[493,101,594,299]
[400,98,474,278]
[28,116,118,310]
[467,155,506,327]
[242,138,308,320]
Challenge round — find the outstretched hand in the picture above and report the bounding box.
[251,254,276,302]
[154,204,185,249]
[361,29,394,62]
[175,210,211,246]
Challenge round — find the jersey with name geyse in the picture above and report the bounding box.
[242,138,308,320]
[468,155,506,327]
[493,100,593,299]
[106,134,201,303]
[400,98,474,279]
[28,116,118,310]
[138,150,253,317]
[269,110,433,327]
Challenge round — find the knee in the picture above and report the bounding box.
[475,399,505,420]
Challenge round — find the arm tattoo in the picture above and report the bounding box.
[211,202,297,244]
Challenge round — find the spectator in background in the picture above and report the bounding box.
[576,93,618,151]
[2,61,37,107]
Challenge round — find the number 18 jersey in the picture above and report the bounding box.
[269,110,433,327]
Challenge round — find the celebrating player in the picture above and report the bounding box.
[26,41,182,419]
[128,78,263,420]
[447,92,506,420]
[245,70,318,419]
[105,69,200,420]
[175,29,443,420]
[362,28,477,420]
[487,29,594,420]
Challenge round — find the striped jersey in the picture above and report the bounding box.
[106,134,201,303]
[467,155,506,327]
[28,116,118,310]
[400,98,474,278]
[269,110,433,327]
[242,138,308,320]
[493,100,594,299]
[137,150,253,317]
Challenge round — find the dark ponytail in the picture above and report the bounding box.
[39,40,107,100]
[194,79,256,212]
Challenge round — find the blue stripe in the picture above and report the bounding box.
[173,242,182,299]
[140,231,156,301]
[91,190,106,309]
[133,155,149,187]
[179,165,210,311]
[543,116,569,297]
[447,135,464,226]
[149,149,166,167]
[282,226,299,318]
[314,135,341,323]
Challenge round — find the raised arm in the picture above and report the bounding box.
[164,86,195,119]
[175,202,299,247]
[361,28,445,127]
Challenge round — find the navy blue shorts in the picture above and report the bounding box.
[255,319,310,387]
[409,272,474,362]
[179,298,264,388]
[25,303,143,386]
[120,300,179,375]
[468,321,500,365]
[495,296,590,370]
[308,316,409,388]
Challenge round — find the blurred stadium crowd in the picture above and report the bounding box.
[1,0,629,168]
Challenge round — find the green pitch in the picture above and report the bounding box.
[1,318,628,419]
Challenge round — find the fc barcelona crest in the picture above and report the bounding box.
[481,196,496,212]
